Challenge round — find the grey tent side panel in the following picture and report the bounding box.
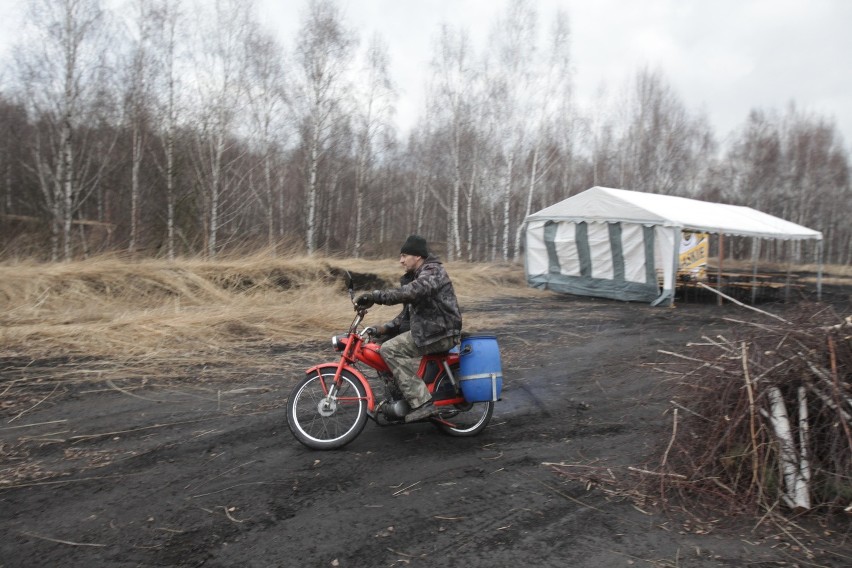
[526,220,660,302]
[643,225,657,285]
[543,221,562,274]
[609,222,626,281]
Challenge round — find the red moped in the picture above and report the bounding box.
[286,274,500,450]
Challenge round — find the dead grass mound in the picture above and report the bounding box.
[0,253,533,364]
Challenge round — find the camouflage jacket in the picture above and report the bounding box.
[379,273,414,338]
[373,256,462,348]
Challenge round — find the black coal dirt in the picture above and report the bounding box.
[1,293,849,567]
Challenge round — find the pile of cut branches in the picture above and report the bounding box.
[654,305,851,517]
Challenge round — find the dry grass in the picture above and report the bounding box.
[2,251,844,385]
[0,252,536,366]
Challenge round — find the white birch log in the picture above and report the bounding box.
[797,386,811,488]
[765,386,811,510]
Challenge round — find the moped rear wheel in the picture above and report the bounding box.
[287,369,368,450]
[431,371,494,437]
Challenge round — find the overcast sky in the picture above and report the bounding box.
[2,0,850,149]
[270,0,852,148]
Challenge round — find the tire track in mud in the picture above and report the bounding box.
[206,433,632,568]
[1,385,303,567]
[198,298,678,567]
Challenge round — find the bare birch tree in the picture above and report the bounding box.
[724,105,850,264]
[293,0,355,256]
[428,24,479,261]
[121,0,158,253]
[352,33,395,258]
[513,8,573,257]
[618,68,713,196]
[778,104,850,263]
[487,0,536,261]
[15,0,114,260]
[188,0,254,257]
[149,0,183,259]
[245,29,290,254]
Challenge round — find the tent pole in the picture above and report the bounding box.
[785,246,793,303]
[717,234,725,306]
[751,238,760,304]
[816,240,823,302]
[670,228,680,307]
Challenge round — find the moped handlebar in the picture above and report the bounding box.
[349,308,366,334]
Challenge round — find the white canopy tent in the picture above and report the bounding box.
[524,186,824,305]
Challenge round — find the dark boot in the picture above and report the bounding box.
[404,400,439,423]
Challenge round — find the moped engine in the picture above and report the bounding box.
[381,399,411,420]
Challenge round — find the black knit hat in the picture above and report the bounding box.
[400,235,428,258]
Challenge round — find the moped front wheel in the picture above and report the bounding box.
[287,369,368,450]
[431,371,494,437]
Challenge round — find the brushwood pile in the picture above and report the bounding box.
[657,305,851,517]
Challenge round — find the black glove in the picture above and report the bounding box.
[355,292,375,308]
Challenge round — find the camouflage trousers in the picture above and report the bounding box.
[380,331,457,408]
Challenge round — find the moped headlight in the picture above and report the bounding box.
[331,335,344,352]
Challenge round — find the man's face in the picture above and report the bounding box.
[399,254,423,273]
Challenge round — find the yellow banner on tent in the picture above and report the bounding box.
[679,232,708,279]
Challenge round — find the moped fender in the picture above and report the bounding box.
[305,363,375,411]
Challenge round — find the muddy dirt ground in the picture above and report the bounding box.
[2,289,850,567]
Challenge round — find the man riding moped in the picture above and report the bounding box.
[355,235,462,423]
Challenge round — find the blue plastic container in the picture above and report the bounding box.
[458,335,503,402]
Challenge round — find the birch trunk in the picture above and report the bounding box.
[306,121,319,256]
[414,173,425,235]
[450,175,461,262]
[34,138,62,262]
[206,129,223,258]
[466,160,477,261]
[514,144,539,260]
[61,120,74,261]
[797,386,811,488]
[265,154,275,252]
[449,102,462,261]
[129,126,141,253]
[765,386,811,510]
[353,162,364,258]
[161,4,178,261]
[501,154,513,261]
[165,122,176,260]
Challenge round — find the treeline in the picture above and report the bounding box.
[0,0,849,264]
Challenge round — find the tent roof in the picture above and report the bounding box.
[526,186,822,241]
